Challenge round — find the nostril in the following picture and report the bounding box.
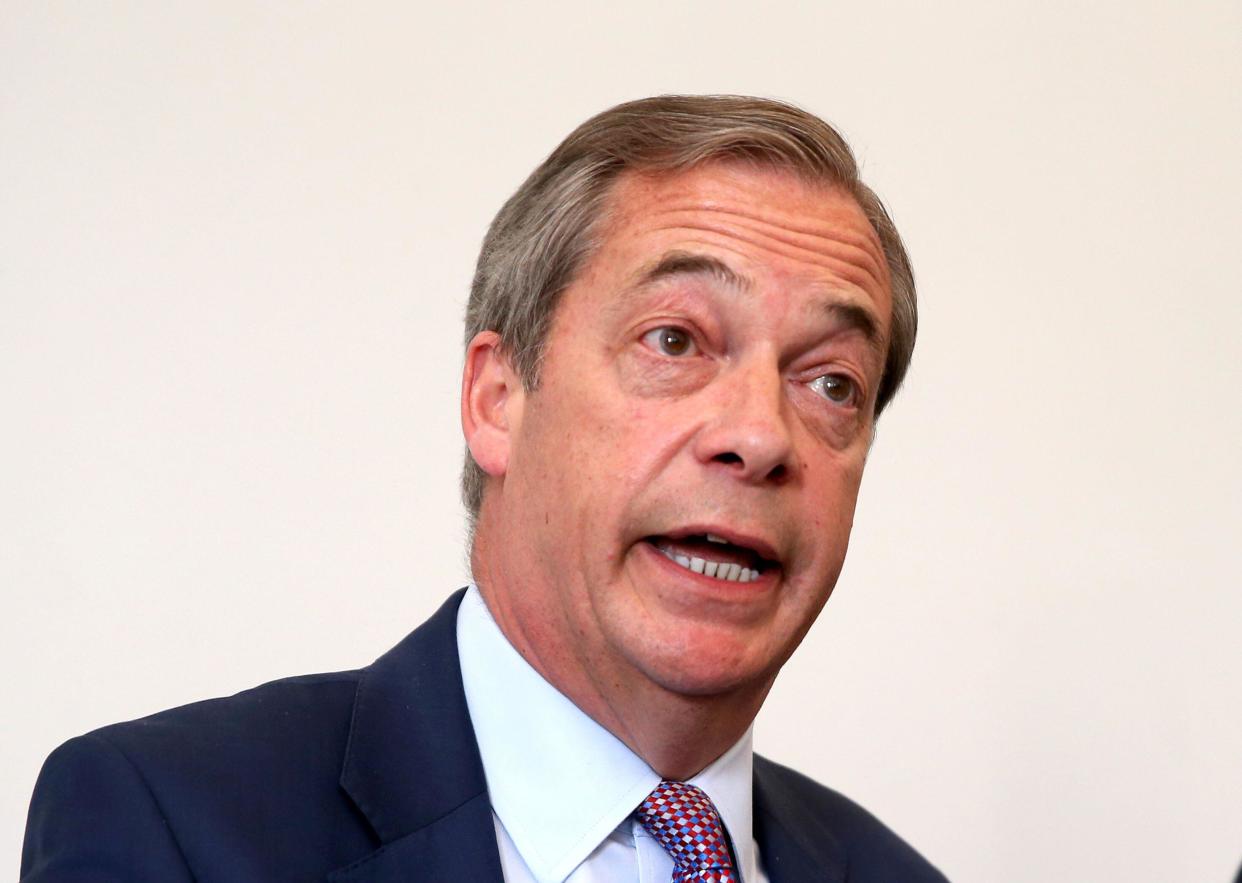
[711,452,787,483]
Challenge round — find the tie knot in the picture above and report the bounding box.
[635,781,738,882]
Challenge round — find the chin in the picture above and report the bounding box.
[621,628,781,699]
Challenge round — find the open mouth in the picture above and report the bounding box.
[644,532,779,584]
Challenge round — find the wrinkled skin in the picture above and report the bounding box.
[463,161,892,777]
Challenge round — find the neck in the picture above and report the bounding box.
[471,527,772,780]
[581,671,771,780]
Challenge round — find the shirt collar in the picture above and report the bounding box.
[456,584,757,883]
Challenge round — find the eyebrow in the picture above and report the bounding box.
[825,301,882,354]
[635,251,752,292]
[634,249,884,352]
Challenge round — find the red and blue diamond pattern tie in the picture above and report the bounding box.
[635,781,739,883]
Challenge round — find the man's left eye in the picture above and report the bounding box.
[643,326,697,357]
[808,373,858,406]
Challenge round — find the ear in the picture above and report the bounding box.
[461,330,524,480]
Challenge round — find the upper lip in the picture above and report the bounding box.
[654,525,782,566]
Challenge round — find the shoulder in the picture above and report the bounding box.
[23,670,371,881]
[79,668,364,768]
[754,754,950,883]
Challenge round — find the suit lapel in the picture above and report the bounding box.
[326,793,501,882]
[328,590,504,882]
[328,591,856,883]
[753,756,847,883]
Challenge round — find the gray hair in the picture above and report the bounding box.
[462,94,916,518]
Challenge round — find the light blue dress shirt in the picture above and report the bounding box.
[457,585,768,883]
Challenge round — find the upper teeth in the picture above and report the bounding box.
[705,534,729,544]
[661,548,758,583]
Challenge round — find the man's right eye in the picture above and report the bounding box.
[642,326,697,357]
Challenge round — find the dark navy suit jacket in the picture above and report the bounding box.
[21,591,949,882]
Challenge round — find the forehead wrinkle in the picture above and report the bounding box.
[645,210,889,294]
[722,214,887,288]
[644,201,889,288]
[647,224,887,303]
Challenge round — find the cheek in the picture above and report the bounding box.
[523,391,653,525]
[801,452,866,534]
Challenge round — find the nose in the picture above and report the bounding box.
[693,355,794,485]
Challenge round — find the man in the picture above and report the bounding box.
[22,95,947,882]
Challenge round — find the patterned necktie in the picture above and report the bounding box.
[635,780,739,883]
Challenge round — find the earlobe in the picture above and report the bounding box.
[461,331,523,479]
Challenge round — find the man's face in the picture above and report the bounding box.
[480,161,892,703]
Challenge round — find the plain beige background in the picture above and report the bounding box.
[3,2,1239,880]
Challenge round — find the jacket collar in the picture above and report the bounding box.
[330,589,504,881]
[753,755,848,883]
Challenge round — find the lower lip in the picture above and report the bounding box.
[639,541,779,595]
